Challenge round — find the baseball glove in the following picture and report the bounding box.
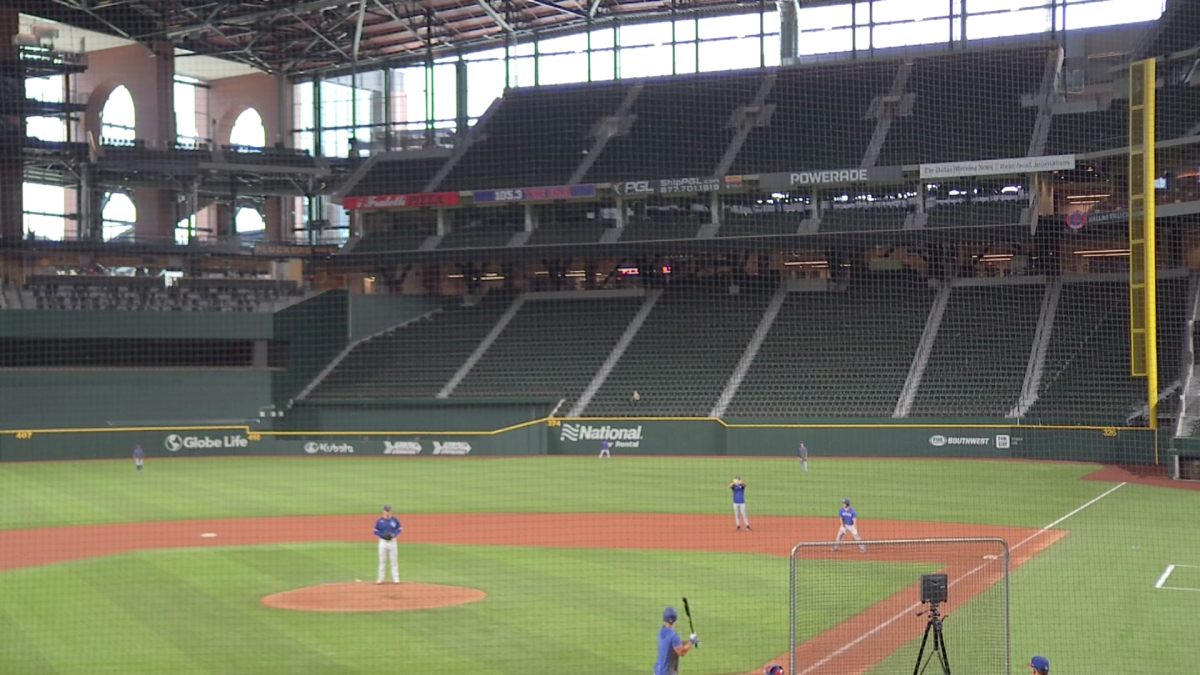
[380,534,394,541]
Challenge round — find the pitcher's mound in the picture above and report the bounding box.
[261,582,487,613]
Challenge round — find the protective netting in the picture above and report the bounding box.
[1,2,1199,675]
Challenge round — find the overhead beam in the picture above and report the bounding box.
[476,0,517,36]
[164,0,357,39]
[524,0,586,18]
[287,9,354,62]
[352,0,368,61]
[588,0,603,19]
[373,0,428,48]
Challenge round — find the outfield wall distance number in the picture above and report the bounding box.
[1102,428,1117,437]
[14,431,33,439]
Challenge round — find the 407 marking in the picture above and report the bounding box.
[14,431,33,440]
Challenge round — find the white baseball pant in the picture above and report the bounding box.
[378,538,399,583]
[733,503,749,527]
[835,524,866,552]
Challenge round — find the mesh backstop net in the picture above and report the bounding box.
[2,2,1199,674]
[788,539,1010,675]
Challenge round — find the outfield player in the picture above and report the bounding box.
[834,498,866,553]
[133,445,145,473]
[797,442,808,472]
[730,476,751,531]
[1029,655,1050,674]
[374,505,402,584]
[599,439,612,459]
[654,606,697,675]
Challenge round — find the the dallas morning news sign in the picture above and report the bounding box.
[342,192,460,210]
[918,154,1076,180]
[472,184,597,204]
[757,165,906,189]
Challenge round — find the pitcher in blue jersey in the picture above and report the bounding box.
[730,476,751,531]
[653,606,697,675]
[374,505,402,584]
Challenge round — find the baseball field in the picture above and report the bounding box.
[0,455,1196,674]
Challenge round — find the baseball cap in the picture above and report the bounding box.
[735,476,741,480]
[663,606,678,623]
[383,505,391,512]
[843,498,851,505]
[1029,656,1049,672]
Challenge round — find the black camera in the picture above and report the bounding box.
[921,573,948,605]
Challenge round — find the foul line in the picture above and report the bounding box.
[1155,565,1177,589]
[795,481,1127,675]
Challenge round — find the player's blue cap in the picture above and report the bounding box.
[843,498,851,505]
[1030,656,1049,672]
[383,505,391,511]
[765,666,785,675]
[663,606,678,623]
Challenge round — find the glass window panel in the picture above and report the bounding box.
[620,45,673,79]
[432,63,456,122]
[24,213,65,240]
[466,47,506,61]
[872,0,952,23]
[541,52,590,85]
[763,34,781,67]
[509,57,536,88]
[230,109,266,147]
[468,59,507,118]
[26,75,62,103]
[591,50,616,81]
[294,131,314,154]
[590,27,615,49]
[798,27,853,55]
[673,44,696,75]
[24,183,66,215]
[965,7,1050,39]
[293,82,314,130]
[540,32,589,54]
[101,85,135,141]
[674,19,696,42]
[698,13,762,40]
[620,21,671,47]
[873,18,951,48]
[27,116,65,142]
[763,10,781,35]
[174,81,198,141]
[797,4,854,30]
[968,0,1051,11]
[699,37,760,72]
[393,66,428,124]
[1064,0,1164,29]
[102,192,136,241]
[236,207,265,233]
[512,42,535,57]
[855,25,871,49]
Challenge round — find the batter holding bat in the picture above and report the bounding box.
[654,605,698,675]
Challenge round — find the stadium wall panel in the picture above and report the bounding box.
[0,310,273,339]
[271,290,350,406]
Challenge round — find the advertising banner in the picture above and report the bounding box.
[919,155,1076,179]
[613,177,728,196]
[342,192,461,210]
[472,184,597,204]
[758,165,905,189]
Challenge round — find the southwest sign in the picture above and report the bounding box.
[343,192,460,210]
[758,165,905,189]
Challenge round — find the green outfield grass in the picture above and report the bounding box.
[0,456,1102,530]
[0,456,1197,674]
[0,543,929,675]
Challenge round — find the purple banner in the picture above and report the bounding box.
[473,184,597,204]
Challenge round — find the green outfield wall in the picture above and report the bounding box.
[0,411,1156,463]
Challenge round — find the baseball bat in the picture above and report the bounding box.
[682,596,696,637]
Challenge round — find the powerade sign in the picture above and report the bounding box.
[164,434,249,452]
[304,442,354,454]
[472,184,597,204]
[559,424,643,448]
[758,165,905,189]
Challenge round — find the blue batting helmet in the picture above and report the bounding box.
[765,665,785,675]
[663,606,678,623]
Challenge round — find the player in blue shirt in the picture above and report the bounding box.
[133,445,145,473]
[599,439,612,459]
[373,505,402,584]
[730,476,750,531]
[798,442,808,472]
[654,606,697,675]
[1029,655,1050,674]
[834,498,866,553]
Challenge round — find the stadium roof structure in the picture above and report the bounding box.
[17,0,787,77]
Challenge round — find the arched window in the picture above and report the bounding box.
[101,86,136,143]
[236,207,265,234]
[230,108,266,148]
[102,192,136,241]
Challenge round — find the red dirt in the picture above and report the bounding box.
[0,513,1063,674]
[1082,464,1200,491]
[261,582,487,613]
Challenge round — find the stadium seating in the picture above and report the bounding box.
[308,293,517,399]
[439,211,522,249]
[821,205,910,231]
[346,156,447,197]
[731,60,895,175]
[1028,276,1190,423]
[19,276,299,312]
[450,296,645,410]
[584,71,763,182]
[524,220,608,246]
[726,273,935,417]
[442,83,628,190]
[909,283,1046,418]
[1156,84,1200,140]
[925,200,1025,229]
[877,48,1048,166]
[1044,107,1128,156]
[583,287,774,416]
[616,215,704,241]
[715,212,806,238]
[354,220,438,253]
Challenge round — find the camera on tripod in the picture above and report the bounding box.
[913,573,951,675]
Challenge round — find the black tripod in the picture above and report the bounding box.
[912,602,951,675]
